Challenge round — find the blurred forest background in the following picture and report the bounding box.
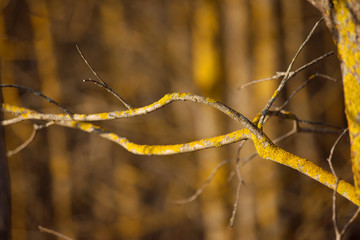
[1,0,360,239]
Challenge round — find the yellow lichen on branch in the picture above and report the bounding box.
[252,135,359,205]
[2,94,359,206]
[57,121,252,155]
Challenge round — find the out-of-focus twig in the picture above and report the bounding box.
[7,122,53,157]
[173,159,232,204]
[229,142,246,229]
[38,226,74,240]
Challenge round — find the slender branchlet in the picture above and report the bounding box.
[173,159,232,204]
[327,129,360,240]
[0,84,74,118]
[76,44,132,110]
[7,122,53,157]
[258,17,324,127]
[39,226,73,240]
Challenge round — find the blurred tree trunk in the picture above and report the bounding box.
[26,0,74,235]
[249,0,282,239]
[0,62,11,240]
[222,0,257,239]
[192,0,229,239]
[99,2,142,238]
[306,0,360,197]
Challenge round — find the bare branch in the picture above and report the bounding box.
[326,129,360,240]
[258,51,333,126]
[236,140,248,164]
[238,52,333,96]
[0,84,73,118]
[76,45,132,110]
[258,17,324,127]
[267,110,344,134]
[82,79,132,109]
[327,129,348,239]
[229,144,246,229]
[309,72,338,82]
[75,44,107,86]
[228,165,243,229]
[278,77,313,110]
[277,71,338,110]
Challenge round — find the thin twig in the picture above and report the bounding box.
[38,226,74,240]
[236,140,248,164]
[229,146,245,229]
[339,207,360,237]
[7,122,53,157]
[272,125,298,143]
[237,73,288,90]
[288,17,324,72]
[238,52,333,95]
[297,119,343,130]
[228,171,243,229]
[326,128,348,240]
[258,51,333,126]
[310,72,338,82]
[75,44,107,85]
[277,71,338,110]
[290,51,334,75]
[76,44,132,110]
[83,79,132,110]
[278,78,313,110]
[267,110,344,134]
[327,128,360,239]
[173,159,232,204]
[258,17,324,127]
[0,84,73,118]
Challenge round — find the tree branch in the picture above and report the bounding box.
[2,101,358,206]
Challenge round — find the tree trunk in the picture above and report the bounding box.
[306,0,360,198]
